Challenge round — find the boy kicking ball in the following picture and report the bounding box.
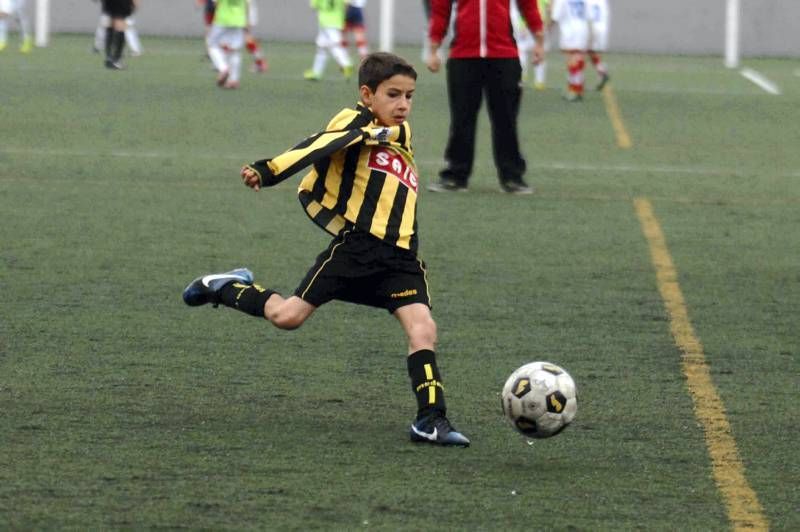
[183,52,470,447]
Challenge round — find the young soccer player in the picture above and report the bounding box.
[198,0,267,73]
[342,0,368,60]
[93,11,143,57]
[304,0,353,81]
[0,0,32,53]
[586,0,610,90]
[206,0,249,89]
[183,52,470,447]
[98,0,137,69]
[243,0,267,73]
[534,0,553,90]
[550,0,610,101]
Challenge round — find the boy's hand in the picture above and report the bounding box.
[241,166,261,191]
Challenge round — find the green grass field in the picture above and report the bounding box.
[1,35,798,530]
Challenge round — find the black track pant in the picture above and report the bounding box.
[440,57,527,186]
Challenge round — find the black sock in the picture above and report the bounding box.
[407,349,447,418]
[112,30,125,62]
[217,282,275,318]
[104,27,113,59]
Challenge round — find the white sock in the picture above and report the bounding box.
[534,61,547,84]
[124,19,142,54]
[228,50,242,82]
[312,47,328,75]
[16,8,31,40]
[329,44,351,69]
[208,45,227,73]
[95,14,109,49]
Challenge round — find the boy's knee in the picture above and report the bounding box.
[266,306,306,331]
[265,297,316,331]
[409,316,437,346]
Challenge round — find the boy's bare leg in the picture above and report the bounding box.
[395,303,469,446]
[183,269,315,330]
[564,50,585,101]
[263,295,316,330]
[588,50,609,90]
[393,303,437,354]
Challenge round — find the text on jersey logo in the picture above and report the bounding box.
[368,148,418,193]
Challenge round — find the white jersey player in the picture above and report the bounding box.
[550,0,610,100]
[0,0,32,53]
[512,0,551,90]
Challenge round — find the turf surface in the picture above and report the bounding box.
[1,36,798,529]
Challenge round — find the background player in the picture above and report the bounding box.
[0,0,32,53]
[244,0,267,72]
[100,0,137,69]
[304,0,352,81]
[526,0,551,90]
[511,0,548,88]
[206,0,248,88]
[342,0,369,60]
[198,0,267,73]
[586,0,610,90]
[92,2,143,57]
[550,0,610,101]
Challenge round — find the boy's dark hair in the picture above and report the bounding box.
[358,52,417,92]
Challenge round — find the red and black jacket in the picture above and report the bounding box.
[429,0,543,59]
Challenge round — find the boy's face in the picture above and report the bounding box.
[360,74,416,127]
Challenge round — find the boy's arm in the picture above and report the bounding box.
[240,127,368,190]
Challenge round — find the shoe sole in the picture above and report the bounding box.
[410,432,471,447]
[426,184,468,193]
[409,422,471,447]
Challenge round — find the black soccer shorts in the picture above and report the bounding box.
[294,230,431,313]
[101,0,135,18]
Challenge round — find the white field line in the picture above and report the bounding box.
[3,147,798,179]
[0,147,779,177]
[622,86,763,97]
[740,68,781,95]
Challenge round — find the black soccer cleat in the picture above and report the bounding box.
[500,179,534,195]
[410,412,470,447]
[426,178,468,193]
[104,58,125,70]
[596,72,610,91]
[182,268,254,307]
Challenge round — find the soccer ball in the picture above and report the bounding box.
[501,361,578,439]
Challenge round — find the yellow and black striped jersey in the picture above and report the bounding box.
[245,104,420,251]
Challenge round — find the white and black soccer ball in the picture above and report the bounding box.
[501,361,578,439]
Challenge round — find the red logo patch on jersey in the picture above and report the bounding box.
[367,148,418,193]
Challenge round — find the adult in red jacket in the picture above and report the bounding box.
[426,0,544,194]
